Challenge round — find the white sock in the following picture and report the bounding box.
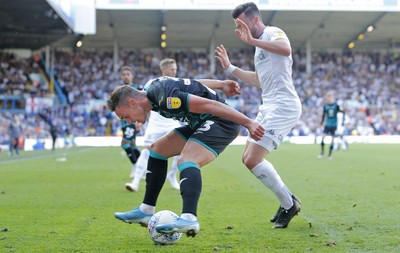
[251,160,293,210]
[139,203,155,214]
[167,156,179,178]
[181,213,197,221]
[129,164,136,178]
[134,148,150,181]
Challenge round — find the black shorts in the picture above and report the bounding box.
[323,126,337,136]
[174,116,240,157]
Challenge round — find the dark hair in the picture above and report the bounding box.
[231,2,260,19]
[119,66,133,75]
[106,85,140,112]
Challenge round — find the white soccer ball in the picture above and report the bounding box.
[147,210,182,244]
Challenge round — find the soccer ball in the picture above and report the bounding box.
[147,210,182,244]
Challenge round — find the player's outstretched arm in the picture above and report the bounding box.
[215,44,259,87]
[196,79,241,96]
[188,94,265,141]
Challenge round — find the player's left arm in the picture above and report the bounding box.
[252,38,291,56]
[196,79,241,96]
[235,18,291,56]
[321,107,326,126]
[187,94,264,141]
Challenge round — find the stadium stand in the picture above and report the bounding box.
[1,2,400,150]
[1,49,399,147]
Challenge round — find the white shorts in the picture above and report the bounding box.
[248,102,301,152]
[143,128,173,146]
[336,124,344,136]
[143,111,182,146]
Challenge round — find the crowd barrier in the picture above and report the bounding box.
[21,135,400,151]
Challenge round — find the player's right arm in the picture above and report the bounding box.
[187,94,264,141]
[234,18,291,56]
[321,106,326,126]
[215,44,259,87]
[196,79,241,97]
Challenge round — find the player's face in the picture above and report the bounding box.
[114,101,147,124]
[236,13,258,38]
[120,70,133,85]
[326,94,335,104]
[162,63,177,77]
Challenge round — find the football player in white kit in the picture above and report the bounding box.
[334,108,348,151]
[215,2,302,228]
[125,58,181,192]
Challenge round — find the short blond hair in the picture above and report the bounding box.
[159,58,176,69]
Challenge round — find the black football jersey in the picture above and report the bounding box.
[146,76,226,129]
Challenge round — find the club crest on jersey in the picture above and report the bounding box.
[167,97,181,109]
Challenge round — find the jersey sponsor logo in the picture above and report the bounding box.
[167,97,181,109]
[275,32,285,37]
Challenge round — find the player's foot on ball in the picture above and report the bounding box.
[114,207,152,227]
[273,198,301,228]
[125,183,138,192]
[156,217,200,237]
[270,195,301,223]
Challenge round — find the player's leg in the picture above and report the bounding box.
[125,145,150,192]
[126,128,166,191]
[156,118,240,237]
[9,138,14,156]
[328,134,335,160]
[243,109,301,228]
[341,135,348,150]
[156,140,216,236]
[242,141,300,228]
[167,155,180,190]
[121,139,139,165]
[319,132,326,158]
[327,127,336,159]
[114,131,185,225]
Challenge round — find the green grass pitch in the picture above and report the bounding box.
[1,143,400,252]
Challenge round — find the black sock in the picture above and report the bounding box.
[329,143,334,156]
[180,167,202,216]
[143,152,168,206]
[133,148,141,160]
[321,140,325,154]
[124,146,140,164]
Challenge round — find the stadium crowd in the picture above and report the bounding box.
[1,49,400,147]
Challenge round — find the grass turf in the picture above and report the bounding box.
[1,144,399,252]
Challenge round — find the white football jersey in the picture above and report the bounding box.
[254,26,300,109]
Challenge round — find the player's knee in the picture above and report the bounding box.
[242,152,258,170]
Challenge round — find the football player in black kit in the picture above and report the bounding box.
[107,76,264,237]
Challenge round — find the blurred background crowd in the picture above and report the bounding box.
[1,49,400,147]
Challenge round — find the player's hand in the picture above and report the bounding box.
[215,44,231,70]
[234,19,253,45]
[246,121,265,141]
[135,122,143,131]
[222,80,241,96]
